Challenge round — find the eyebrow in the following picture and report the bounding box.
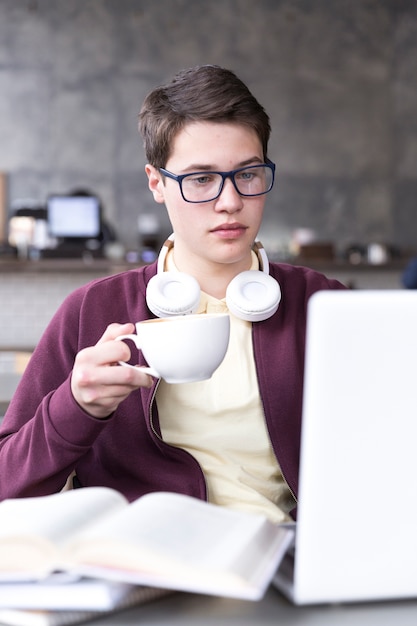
[180,157,264,173]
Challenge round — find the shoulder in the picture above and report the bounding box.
[64,262,158,303]
[269,261,346,295]
[254,262,346,331]
[47,262,159,345]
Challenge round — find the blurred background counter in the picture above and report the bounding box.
[0,255,408,420]
[0,256,406,353]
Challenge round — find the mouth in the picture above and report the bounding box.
[210,223,248,238]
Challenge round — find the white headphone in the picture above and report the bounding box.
[146,235,281,322]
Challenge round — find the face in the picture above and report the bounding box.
[145,121,267,276]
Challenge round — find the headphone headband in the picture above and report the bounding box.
[157,235,175,273]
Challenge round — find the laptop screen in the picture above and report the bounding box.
[275,289,417,605]
[47,195,101,240]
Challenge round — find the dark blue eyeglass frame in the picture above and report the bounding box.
[159,158,276,203]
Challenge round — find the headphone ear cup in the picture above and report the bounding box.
[146,272,201,317]
[226,271,281,322]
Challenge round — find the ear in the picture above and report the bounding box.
[145,165,166,204]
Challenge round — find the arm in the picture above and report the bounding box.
[0,290,152,500]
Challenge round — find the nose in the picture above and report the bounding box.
[214,177,243,212]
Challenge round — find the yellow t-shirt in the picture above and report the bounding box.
[156,254,295,523]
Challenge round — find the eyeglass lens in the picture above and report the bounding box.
[181,165,273,202]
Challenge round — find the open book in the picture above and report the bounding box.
[0,487,293,601]
[0,586,170,626]
[0,574,161,610]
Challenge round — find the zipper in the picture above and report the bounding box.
[261,402,298,507]
[253,324,298,508]
[147,380,209,501]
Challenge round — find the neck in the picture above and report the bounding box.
[172,249,254,300]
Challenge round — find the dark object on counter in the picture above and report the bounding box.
[67,188,117,246]
[42,189,117,258]
[15,206,47,220]
[0,242,17,258]
[403,257,417,289]
[47,193,102,241]
[344,244,367,265]
[39,242,104,259]
[296,243,335,262]
[345,242,401,266]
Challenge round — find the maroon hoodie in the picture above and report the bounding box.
[0,261,344,514]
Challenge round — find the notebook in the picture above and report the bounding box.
[273,289,417,605]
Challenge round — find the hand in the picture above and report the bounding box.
[71,323,153,419]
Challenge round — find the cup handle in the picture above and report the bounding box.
[115,334,160,379]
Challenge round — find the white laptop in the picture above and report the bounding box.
[274,289,417,605]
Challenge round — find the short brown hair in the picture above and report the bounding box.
[138,65,271,168]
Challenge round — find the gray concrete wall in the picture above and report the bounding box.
[1,0,416,258]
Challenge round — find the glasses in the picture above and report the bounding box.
[159,159,275,203]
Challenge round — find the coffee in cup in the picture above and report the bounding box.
[116,313,230,384]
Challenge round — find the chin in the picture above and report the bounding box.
[215,243,253,266]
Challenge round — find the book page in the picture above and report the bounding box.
[65,492,290,595]
[0,488,128,578]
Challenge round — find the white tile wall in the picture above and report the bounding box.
[0,265,404,351]
[0,272,104,349]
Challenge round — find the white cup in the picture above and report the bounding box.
[116,313,230,384]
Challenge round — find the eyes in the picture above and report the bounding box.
[186,169,259,187]
[160,161,275,203]
[187,174,215,186]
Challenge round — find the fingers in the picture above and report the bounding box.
[96,322,135,345]
[70,322,153,419]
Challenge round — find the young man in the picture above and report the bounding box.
[0,66,345,522]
